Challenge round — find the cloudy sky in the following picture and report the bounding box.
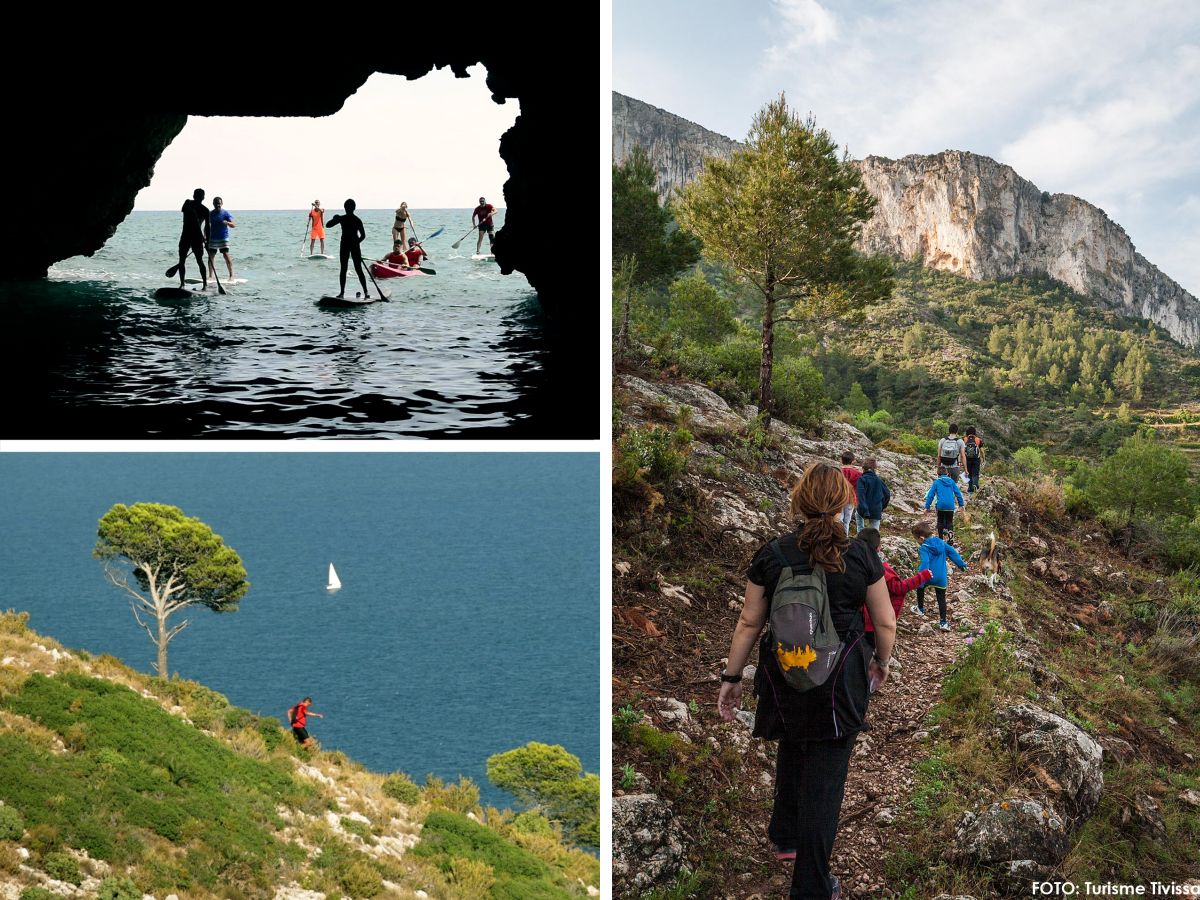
[613,0,1200,295]
[135,66,516,212]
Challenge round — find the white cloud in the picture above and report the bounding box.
[765,0,838,64]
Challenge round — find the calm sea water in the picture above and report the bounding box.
[0,453,599,808]
[1,209,558,438]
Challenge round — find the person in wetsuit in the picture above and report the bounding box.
[325,198,370,298]
[172,188,209,289]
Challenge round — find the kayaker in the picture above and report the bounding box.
[308,200,325,256]
[472,196,495,254]
[325,199,371,299]
[404,237,428,268]
[382,241,409,267]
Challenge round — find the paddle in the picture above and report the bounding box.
[300,213,311,257]
[209,255,227,296]
[360,246,389,302]
[450,223,476,250]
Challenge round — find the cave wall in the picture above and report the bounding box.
[8,24,597,337]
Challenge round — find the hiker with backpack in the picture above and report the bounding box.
[288,696,323,748]
[840,451,863,536]
[963,426,985,494]
[854,458,891,531]
[717,461,895,900]
[911,521,968,632]
[924,464,965,543]
[937,424,967,482]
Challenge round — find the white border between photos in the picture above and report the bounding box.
[601,0,614,894]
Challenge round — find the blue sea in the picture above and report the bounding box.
[0,453,599,808]
[0,208,557,438]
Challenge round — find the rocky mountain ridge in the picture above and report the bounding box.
[612,91,1199,348]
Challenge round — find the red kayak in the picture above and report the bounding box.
[370,260,430,279]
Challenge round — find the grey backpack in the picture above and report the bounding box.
[765,539,844,692]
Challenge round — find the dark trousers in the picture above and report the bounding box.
[917,584,947,621]
[936,508,955,542]
[768,734,856,899]
[966,459,981,493]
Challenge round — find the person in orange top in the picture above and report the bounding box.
[309,200,325,256]
[288,696,323,748]
[404,237,428,268]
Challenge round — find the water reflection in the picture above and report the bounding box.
[1,279,561,438]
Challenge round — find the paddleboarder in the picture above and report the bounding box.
[308,200,325,256]
[326,198,371,298]
[167,188,209,290]
[207,197,237,282]
[472,196,495,254]
[392,202,410,246]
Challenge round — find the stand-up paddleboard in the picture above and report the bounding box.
[307,254,331,260]
[186,277,248,286]
[317,292,390,307]
[154,286,201,300]
[471,253,495,261]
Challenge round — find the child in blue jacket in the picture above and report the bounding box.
[912,520,967,631]
[924,465,965,543]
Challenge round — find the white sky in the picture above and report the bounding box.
[615,0,1200,295]
[135,66,517,211]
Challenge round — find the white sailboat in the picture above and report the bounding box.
[327,563,342,591]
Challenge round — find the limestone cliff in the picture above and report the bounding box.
[612,93,740,200]
[857,151,1199,349]
[612,92,1199,349]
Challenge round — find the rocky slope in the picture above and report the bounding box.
[0,614,600,900]
[612,368,1200,897]
[612,92,1199,349]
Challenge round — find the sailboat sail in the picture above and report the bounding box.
[327,563,341,591]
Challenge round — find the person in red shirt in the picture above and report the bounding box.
[472,196,496,254]
[288,696,323,748]
[382,240,408,266]
[840,451,863,536]
[856,528,932,648]
[404,237,428,268]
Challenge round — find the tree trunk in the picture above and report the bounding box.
[156,611,169,678]
[759,263,776,427]
[617,258,635,359]
[1124,500,1136,557]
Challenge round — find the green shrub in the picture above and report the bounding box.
[381,773,421,805]
[96,877,142,900]
[772,356,827,429]
[513,811,555,836]
[1012,446,1046,475]
[662,272,737,345]
[43,850,82,885]
[19,888,58,900]
[340,816,376,845]
[338,859,383,897]
[0,805,23,841]
[615,425,691,485]
[423,776,480,816]
[446,856,497,898]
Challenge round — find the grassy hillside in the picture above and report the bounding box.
[0,612,599,900]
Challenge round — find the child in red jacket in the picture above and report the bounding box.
[856,528,932,647]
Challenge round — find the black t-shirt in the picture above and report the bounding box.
[747,532,884,742]
[748,535,884,638]
[181,199,209,238]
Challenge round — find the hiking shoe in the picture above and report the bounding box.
[939,621,951,631]
[914,605,926,617]
[830,876,841,899]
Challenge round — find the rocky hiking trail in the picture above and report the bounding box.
[613,369,1200,899]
